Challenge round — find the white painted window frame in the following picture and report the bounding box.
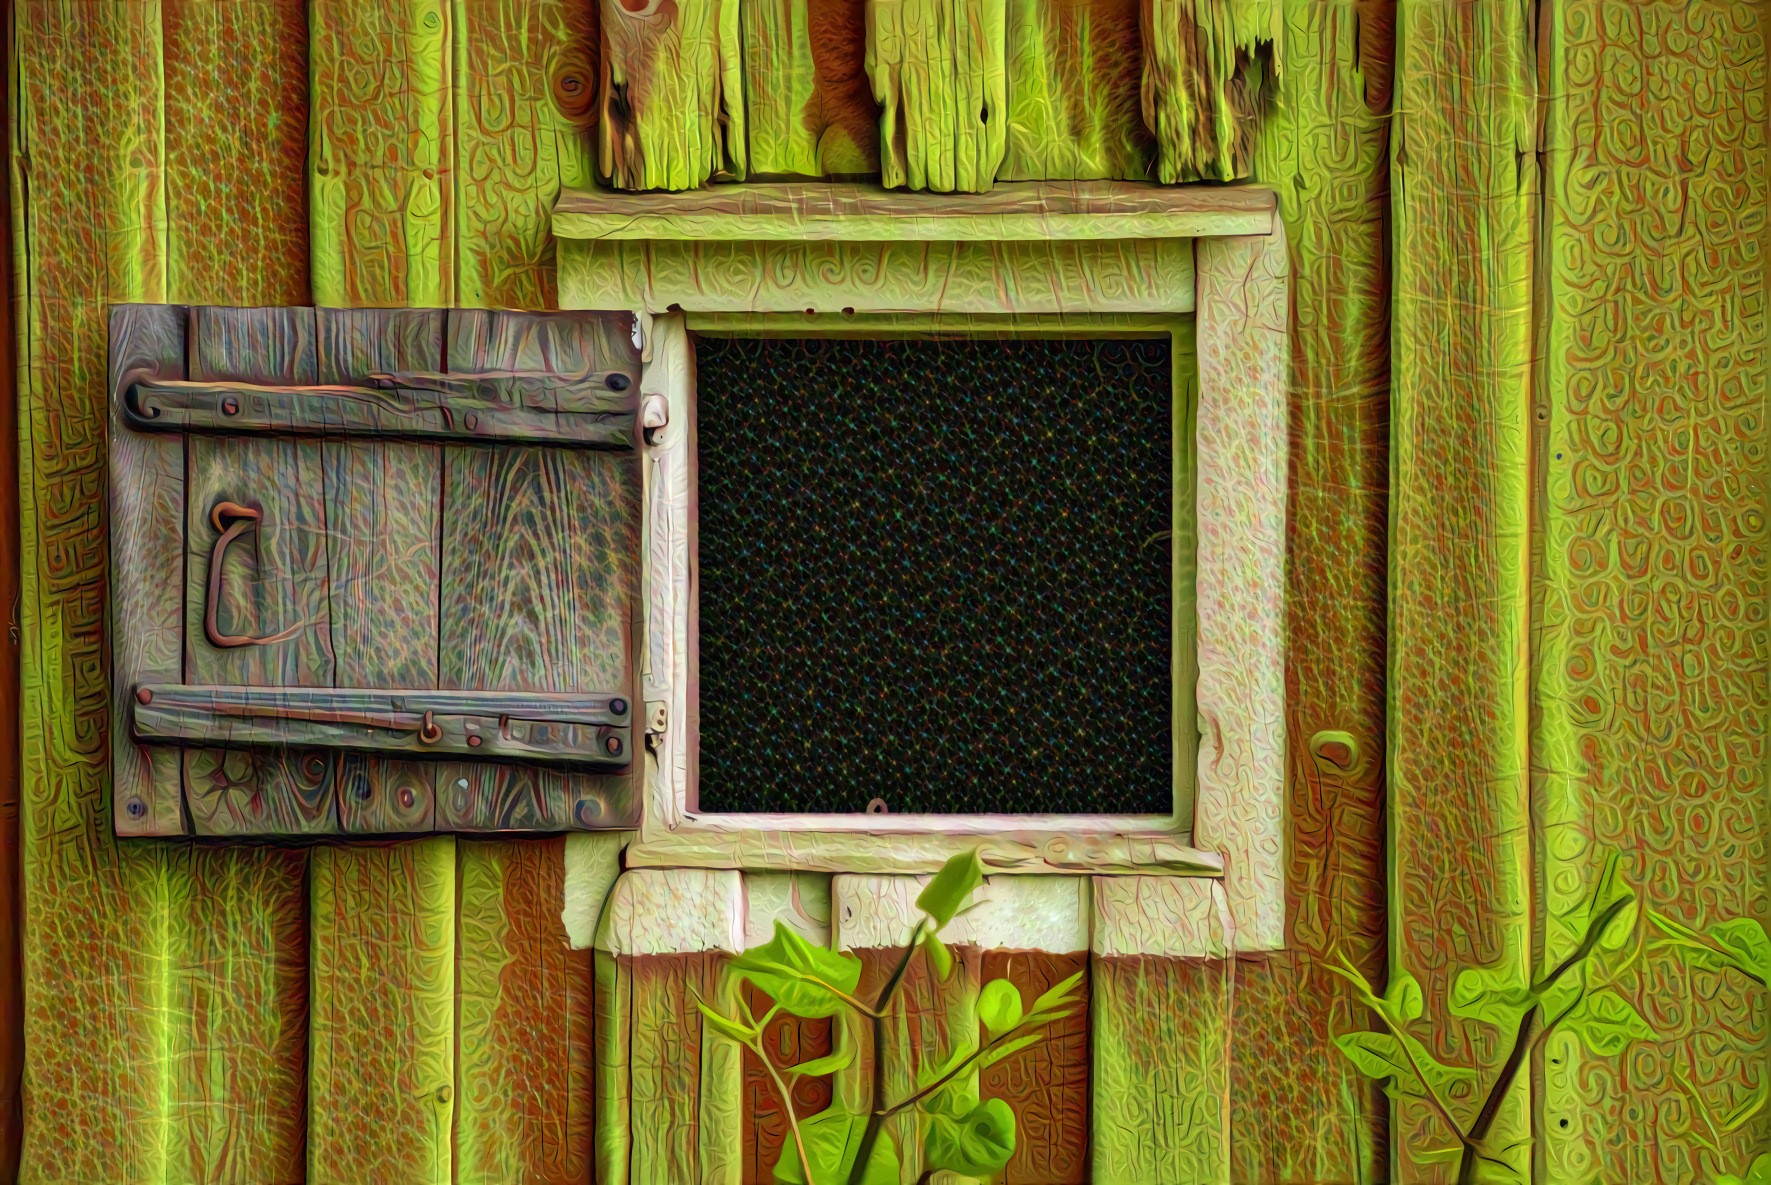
[553,184,1288,951]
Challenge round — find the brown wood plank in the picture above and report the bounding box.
[108,304,189,836]
[308,840,457,1184]
[455,838,596,1184]
[184,306,335,836]
[979,951,1089,1185]
[741,982,837,1185]
[627,952,726,1185]
[316,308,444,835]
[439,311,641,831]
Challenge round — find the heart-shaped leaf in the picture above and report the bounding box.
[772,1107,900,1185]
[925,1098,1016,1177]
[978,979,1024,1036]
[917,850,986,931]
[1384,972,1425,1023]
[1334,1031,1474,1101]
[695,999,759,1045]
[1450,965,1532,1028]
[788,1046,855,1078]
[730,921,864,1019]
[1562,991,1654,1057]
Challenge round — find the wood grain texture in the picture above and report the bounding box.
[318,307,445,837]
[1534,3,1768,1180]
[599,0,745,189]
[998,0,1151,181]
[1228,0,1393,1176]
[455,838,596,1184]
[1192,229,1288,951]
[1139,0,1277,182]
[1090,954,1229,1184]
[742,0,880,176]
[552,177,1273,240]
[13,5,179,1153]
[454,0,600,309]
[1389,0,1536,1174]
[163,0,310,307]
[866,0,1007,192]
[163,847,310,1185]
[108,304,188,837]
[309,840,457,1185]
[979,951,1088,1185]
[308,0,454,306]
[438,443,638,829]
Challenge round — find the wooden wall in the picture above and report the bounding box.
[3,0,1768,1183]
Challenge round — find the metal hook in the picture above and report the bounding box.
[204,501,305,649]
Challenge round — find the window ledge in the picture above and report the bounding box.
[552,180,1276,243]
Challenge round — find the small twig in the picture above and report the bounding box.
[738,993,820,1185]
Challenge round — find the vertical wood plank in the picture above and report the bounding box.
[1534,2,1769,1179]
[12,2,173,1169]
[308,0,454,306]
[1090,877,1230,1185]
[599,0,746,190]
[1225,0,1393,1176]
[596,870,745,1185]
[108,304,187,837]
[455,839,596,1184]
[1390,0,1537,1176]
[997,0,1151,181]
[163,0,310,307]
[316,308,444,836]
[742,0,880,177]
[740,872,835,1185]
[157,4,319,1177]
[866,0,1007,192]
[1138,0,1278,182]
[437,315,640,830]
[309,840,458,1185]
[183,308,335,836]
[453,0,599,309]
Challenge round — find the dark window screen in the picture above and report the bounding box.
[694,335,1173,814]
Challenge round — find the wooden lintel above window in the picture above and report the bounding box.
[552,180,1277,243]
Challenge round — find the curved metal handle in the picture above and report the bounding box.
[205,501,304,649]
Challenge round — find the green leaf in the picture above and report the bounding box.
[1580,852,1636,950]
[1384,972,1425,1023]
[1449,965,1532,1027]
[1563,991,1654,1057]
[1029,970,1085,1015]
[922,930,953,981]
[788,1046,855,1077]
[917,849,986,931]
[771,1107,900,1185]
[978,979,1024,1035]
[1659,916,1771,981]
[695,1000,759,1045]
[730,921,864,1020]
[1746,1152,1771,1185]
[925,1098,1016,1177]
[1412,1146,1465,1165]
[980,1032,1043,1069]
[1333,1031,1474,1101]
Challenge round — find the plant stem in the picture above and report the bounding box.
[752,1037,820,1185]
[847,920,927,1185]
[881,1023,1034,1118]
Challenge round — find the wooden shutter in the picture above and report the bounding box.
[109,305,642,837]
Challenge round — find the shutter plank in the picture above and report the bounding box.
[109,304,189,837]
[317,308,444,834]
[184,306,337,836]
[439,311,641,831]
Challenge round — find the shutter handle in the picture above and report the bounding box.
[204,501,305,649]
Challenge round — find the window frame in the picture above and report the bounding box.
[552,183,1288,951]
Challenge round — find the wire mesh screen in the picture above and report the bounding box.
[694,335,1175,814]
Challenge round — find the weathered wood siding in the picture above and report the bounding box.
[6,1,1769,1183]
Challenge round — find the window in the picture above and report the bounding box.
[692,332,1183,817]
